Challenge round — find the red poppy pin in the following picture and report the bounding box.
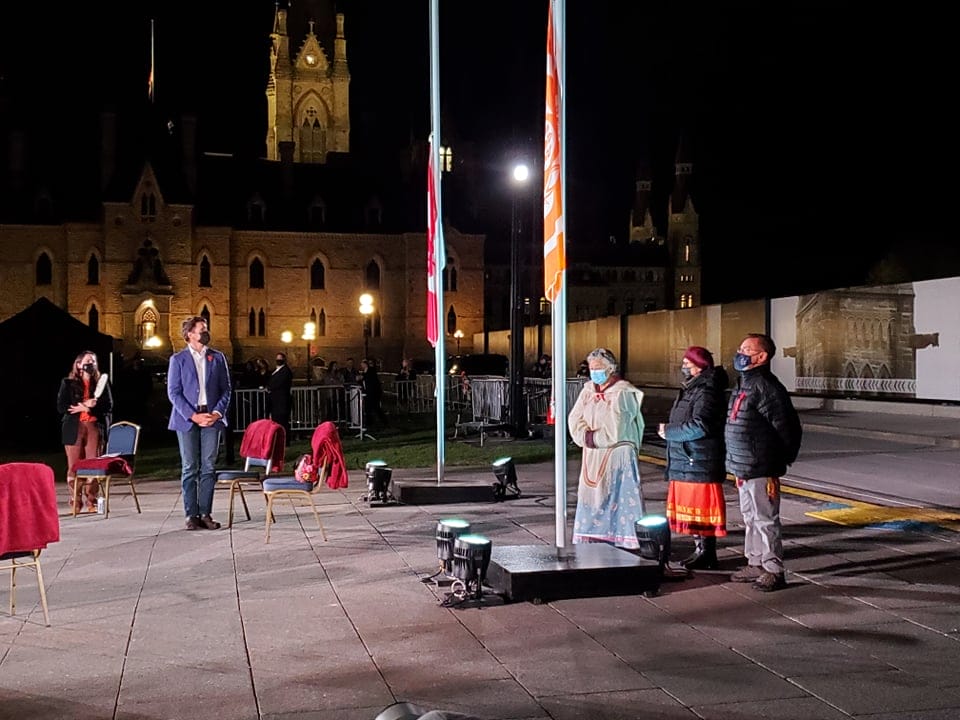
[207,354,213,363]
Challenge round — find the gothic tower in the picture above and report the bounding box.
[265,3,351,163]
[628,158,658,243]
[667,134,701,309]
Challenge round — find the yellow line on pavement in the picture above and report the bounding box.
[639,453,960,532]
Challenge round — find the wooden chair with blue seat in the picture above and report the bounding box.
[262,420,348,544]
[72,421,141,519]
[0,462,60,626]
[216,418,286,528]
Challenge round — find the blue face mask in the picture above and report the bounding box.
[590,369,609,385]
[733,352,754,372]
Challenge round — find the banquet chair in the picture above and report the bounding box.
[0,463,59,626]
[216,419,285,528]
[262,420,347,544]
[73,421,141,519]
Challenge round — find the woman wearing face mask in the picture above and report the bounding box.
[568,348,646,549]
[657,346,729,569]
[56,350,113,512]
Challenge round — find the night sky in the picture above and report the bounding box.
[1,1,953,304]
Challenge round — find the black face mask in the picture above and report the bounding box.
[198,331,211,346]
[82,363,96,375]
[276,359,285,366]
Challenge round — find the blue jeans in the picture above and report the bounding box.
[176,423,221,518]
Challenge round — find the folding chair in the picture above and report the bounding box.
[0,463,59,626]
[261,420,346,544]
[216,419,285,528]
[73,421,141,519]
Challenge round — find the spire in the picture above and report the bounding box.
[334,12,348,76]
[670,133,693,215]
[629,153,656,242]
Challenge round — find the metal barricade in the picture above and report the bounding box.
[231,385,347,433]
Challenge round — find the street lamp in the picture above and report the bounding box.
[359,293,374,361]
[302,322,316,382]
[510,162,529,438]
[453,329,464,354]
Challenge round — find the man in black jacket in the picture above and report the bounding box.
[725,333,802,592]
[266,352,293,444]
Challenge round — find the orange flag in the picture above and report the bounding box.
[543,0,564,303]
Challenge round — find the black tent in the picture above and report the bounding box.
[0,298,115,451]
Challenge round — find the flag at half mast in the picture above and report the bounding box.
[543,0,565,303]
[426,142,441,346]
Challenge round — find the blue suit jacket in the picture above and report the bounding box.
[167,346,232,432]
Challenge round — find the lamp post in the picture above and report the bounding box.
[302,322,316,382]
[453,329,464,354]
[359,293,374,361]
[510,162,529,438]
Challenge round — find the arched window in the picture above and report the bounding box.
[447,306,457,335]
[249,258,265,288]
[88,304,99,331]
[318,308,326,337]
[258,308,266,337]
[310,259,325,289]
[138,307,159,346]
[443,258,458,292]
[199,255,211,287]
[248,308,256,336]
[87,254,99,285]
[140,193,157,222]
[36,252,52,285]
[364,260,380,290]
[200,305,211,331]
[299,113,326,163]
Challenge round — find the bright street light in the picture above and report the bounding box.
[512,163,529,183]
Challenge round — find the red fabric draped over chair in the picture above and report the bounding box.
[0,463,59,555]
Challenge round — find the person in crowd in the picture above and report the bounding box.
[576,359,590,378]
[57,351,113,512]
[659,346,729,570]
[396,357,418,406]
[533,353,552,378]
[568,348,646,549]
[266,351,293,443]
[320,360,344,422]
[342,357,358,384]
[359,358,387,426]
[167,316,232,531]
[725,333,802,592]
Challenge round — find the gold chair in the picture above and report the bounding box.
[262,458,330,544]
[0,462,59,626]
[215,419,284,528]
[73,421,141,519]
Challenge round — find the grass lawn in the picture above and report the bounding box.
[0,414,578,483]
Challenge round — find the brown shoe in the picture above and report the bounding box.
[199,515,221,530]
[730,565,764,583]
[185,516,201,531]
[753,571,787,592]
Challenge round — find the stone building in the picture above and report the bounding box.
[0,3,485,375]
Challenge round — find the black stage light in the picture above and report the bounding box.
[491,456,521,501]
[364,460,394,504]
[635,515,671,571]
[450,533,492,601]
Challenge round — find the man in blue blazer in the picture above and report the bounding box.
[168,316,232,530]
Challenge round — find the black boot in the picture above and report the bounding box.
[684,536,718,570]
[682,536,705,566]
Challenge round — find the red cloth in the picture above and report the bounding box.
[240,419,286,473]
[73,457,133,476]
[311,421,348,489]
[0,463,60,556]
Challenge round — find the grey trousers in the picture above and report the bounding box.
[737,476,784,574]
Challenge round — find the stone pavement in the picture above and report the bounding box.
[2,405,960,720]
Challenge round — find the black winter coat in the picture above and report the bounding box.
[663,366,729,483]
[57,376,113,446]
[724,364,802,480]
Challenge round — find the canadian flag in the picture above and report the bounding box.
[543,0,565,303]
[426,145,440,346]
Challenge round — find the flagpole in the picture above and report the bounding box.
[545,0,569,550]
[429,0,446,484]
